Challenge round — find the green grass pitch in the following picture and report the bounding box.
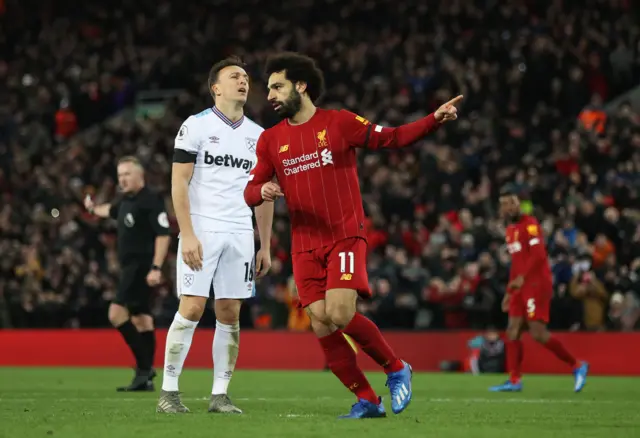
[1,368,638,438]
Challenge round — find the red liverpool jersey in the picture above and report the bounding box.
[244,108,440,253]
[505,215,553,289]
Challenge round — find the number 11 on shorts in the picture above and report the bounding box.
[339,251,354,274]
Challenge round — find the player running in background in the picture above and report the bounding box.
[490,187,589,393]
[244,52,462,419]
[157,57,274,414]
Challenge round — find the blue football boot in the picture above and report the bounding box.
[386,360,413,414]
[573,362,589,392]
[338,397,386,419]
[489,380,523,392]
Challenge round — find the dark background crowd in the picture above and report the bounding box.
[1,0,639,332]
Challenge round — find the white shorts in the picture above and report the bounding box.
[176,232,255,300]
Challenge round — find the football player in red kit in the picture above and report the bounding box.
[490,186,589,393]
[244,52,462,418]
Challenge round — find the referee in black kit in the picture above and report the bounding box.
[84,156,171,391]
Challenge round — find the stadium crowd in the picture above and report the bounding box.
[1,0,639,331]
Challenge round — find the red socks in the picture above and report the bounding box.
[344,313,404,374]
[509,336,577,383]
[319,330,378,404]
[544,336,577,368]
[507,340,523,383]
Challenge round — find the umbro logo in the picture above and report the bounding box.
[209,136,220,144]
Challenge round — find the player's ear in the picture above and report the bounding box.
[295,81,307,94]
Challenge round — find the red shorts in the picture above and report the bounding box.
[508,286,552,323]
[292,237,371,308]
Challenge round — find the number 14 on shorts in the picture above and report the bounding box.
[339,251,354,280]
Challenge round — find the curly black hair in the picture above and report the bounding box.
[264,52,325,103]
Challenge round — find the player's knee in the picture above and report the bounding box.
[325,302,355,328]
[178,296,207,321]
[506,325,521,341]
[306,301,330,324]
[310,317,334,337]
[131,314,154,331]
[529,323,548,343]
[108,303,129,327]
[214,299,242,325]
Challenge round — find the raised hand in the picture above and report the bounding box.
[434,95,463,123]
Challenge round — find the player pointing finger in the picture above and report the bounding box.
[434,95,463,122]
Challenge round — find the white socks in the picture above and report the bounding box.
[161,315,239,395]
[161,312,198,392]
[212,320,240,395]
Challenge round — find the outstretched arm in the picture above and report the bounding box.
[84,195,114,218]
[339,95,463,150]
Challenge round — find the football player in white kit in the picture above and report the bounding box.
[157,57,274,414]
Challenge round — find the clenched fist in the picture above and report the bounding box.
[261,182,284,202]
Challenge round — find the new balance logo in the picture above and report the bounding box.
[321,149,333,166]
[203,151,254,174]
[279,144,289,153]
[340,274,352,281]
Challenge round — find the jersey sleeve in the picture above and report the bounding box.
[173,116,200,163]
[336,109,440,150]
[108,200,120,219]
[244,133,275,207]
[524,221,542,248]
[147,194,171,236]
[521,219,548,281]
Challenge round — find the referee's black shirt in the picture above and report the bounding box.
[109,186,171,262]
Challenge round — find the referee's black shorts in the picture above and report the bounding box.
[115,256,153,315]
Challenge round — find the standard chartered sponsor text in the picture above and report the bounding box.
[282,151,322,175]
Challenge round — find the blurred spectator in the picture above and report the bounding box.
[608,292,640,331]
[467,328,506,375]
[569,269,608,330]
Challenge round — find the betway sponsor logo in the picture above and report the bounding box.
[203,152,253,174]
[282,150,333,176]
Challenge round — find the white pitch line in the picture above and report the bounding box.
[279,414,316,418]
[0,396,613,404]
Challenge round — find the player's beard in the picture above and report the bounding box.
[274,88,302,119]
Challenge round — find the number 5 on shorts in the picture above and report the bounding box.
[339,251,354,274]
[527,298,536,318]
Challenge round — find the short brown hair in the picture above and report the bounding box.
[208,56,247,99]
[118,155,143,169]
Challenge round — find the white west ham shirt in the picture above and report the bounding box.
[174,106,263,233]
